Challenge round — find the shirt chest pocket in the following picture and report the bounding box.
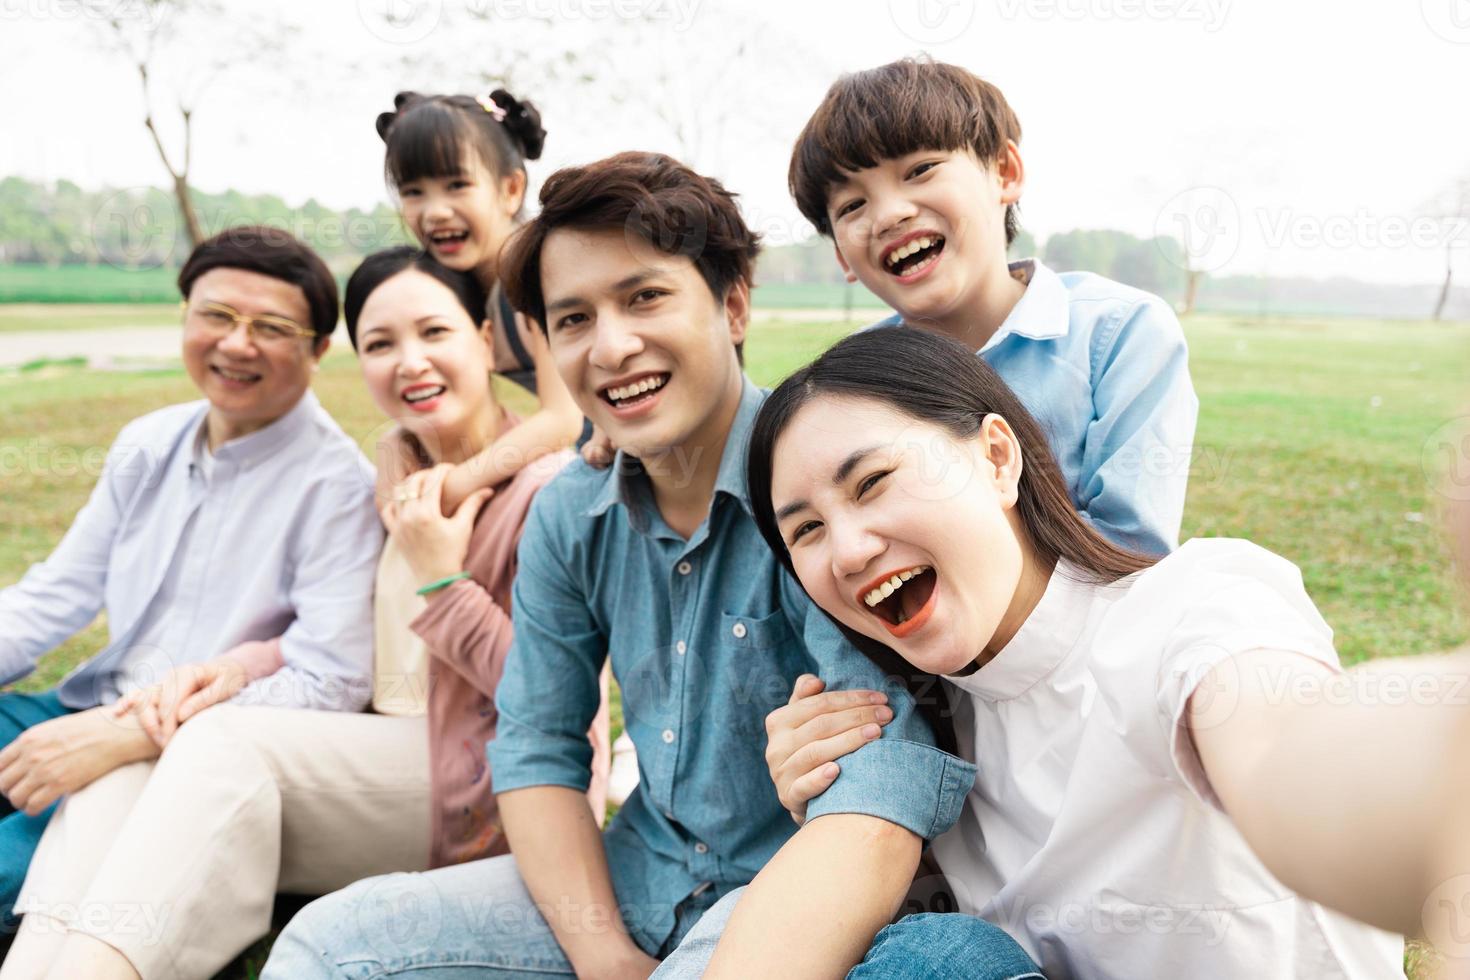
[718,609,802,735]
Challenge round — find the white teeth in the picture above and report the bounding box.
[606,374,668,403]
[885,236,938,267]
[404,386,445,403]
[215,367,258,381]
[863,565,930,607]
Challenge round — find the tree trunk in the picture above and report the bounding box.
[172,173,204,248]
[1181,269,1202,316]
[1433,244,1453,321]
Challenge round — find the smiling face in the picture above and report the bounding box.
[397,151,525,278]
[181,267,324,441]
[354,268,498,461]
[826,146,1021,333]
[539,225,748,462]
[771,394,1037,676]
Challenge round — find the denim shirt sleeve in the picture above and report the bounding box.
[781,576,976,841]
[488,492,605,794]
[1078,295,1198,556]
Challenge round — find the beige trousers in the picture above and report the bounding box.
[13,705,432,980]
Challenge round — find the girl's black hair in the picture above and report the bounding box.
[746,328,1157,751]
[342,246,487,350]
[377,89,546,214]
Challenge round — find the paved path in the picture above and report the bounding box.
[0,308,872,370]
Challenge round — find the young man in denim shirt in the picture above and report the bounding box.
[266,154,983,979]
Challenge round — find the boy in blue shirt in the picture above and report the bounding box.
[790,56,1198,556]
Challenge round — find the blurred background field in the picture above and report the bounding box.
[5,307,1470,977]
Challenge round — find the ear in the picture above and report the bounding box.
[723,278,752,348]
[311,335,331,363]
[479,316,496,361]
[833,242,859,284]
[978,413,1023,508]
[997,138,1025,206]
[500,170,528,217]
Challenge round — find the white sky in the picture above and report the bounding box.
[3,0,1469,285]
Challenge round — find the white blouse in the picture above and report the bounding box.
[930,538,1403,979]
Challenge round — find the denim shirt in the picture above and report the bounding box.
[489,377,976,952]
[876,259,1198,555]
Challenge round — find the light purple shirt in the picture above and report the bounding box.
[0,390,383,710]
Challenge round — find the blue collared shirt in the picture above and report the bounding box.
[489,377,976,953]
[876,259,1198,555]
[0,390,383,710]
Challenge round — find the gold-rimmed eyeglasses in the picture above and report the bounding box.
[183,300,318,346]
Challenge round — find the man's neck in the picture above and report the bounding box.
[206,395,301,452]
[923,260,1028,354]
[643,372,745,540]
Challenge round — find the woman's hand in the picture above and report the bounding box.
[763,675,893,826]
[111,657,249,748]
[382,463,494,587]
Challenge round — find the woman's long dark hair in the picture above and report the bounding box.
[747,328,1158,751]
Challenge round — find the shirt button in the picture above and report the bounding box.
[676,641,687,655]
[676,561,692,575]
[662,729,675,744]
[731,622,747,639]
[694,842,709,854]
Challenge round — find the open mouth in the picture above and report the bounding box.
[428,229,470,250]
[883,235,946,278]
[210,364,262,385]
[402,384,446,406]
[860,565,938,631]
[599,372,670,409]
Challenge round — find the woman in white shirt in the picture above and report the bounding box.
[741,326,1470,978]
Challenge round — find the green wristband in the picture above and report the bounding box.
[416,571,471,596]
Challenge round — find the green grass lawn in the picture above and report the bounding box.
[0,264,179,303]
[1,310,1466,976]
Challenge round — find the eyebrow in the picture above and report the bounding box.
[199,298,298,322]
[544,271,664,315]
[773,444,882,523]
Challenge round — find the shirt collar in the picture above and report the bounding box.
[583,375,766,526]
[206,389,320,469]
[943,561,1097,702]
[975,258,1071,355]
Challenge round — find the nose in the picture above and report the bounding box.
[828,514,886,582]
[396,338,432,378]
[587,312,644,373]
[422,191,453,224]
[217,319,259,358]
[869,187,918,241]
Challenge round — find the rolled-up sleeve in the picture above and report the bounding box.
[1078,296,1197,556]
[488,494,606,795]
[784,580,977,840]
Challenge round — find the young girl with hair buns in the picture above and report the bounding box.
[373,88,590,513]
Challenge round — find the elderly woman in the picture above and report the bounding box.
[0,226,380,927]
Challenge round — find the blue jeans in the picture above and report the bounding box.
[0,689,76,929]
[263,853,722,979]
[654,891,1043,979]
[267,858,1043,979]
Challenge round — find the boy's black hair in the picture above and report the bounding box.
[789,57,1022,244]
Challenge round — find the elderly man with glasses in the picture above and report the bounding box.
[0,226,382,924]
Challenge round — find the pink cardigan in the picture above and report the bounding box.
[226,438,611,868]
